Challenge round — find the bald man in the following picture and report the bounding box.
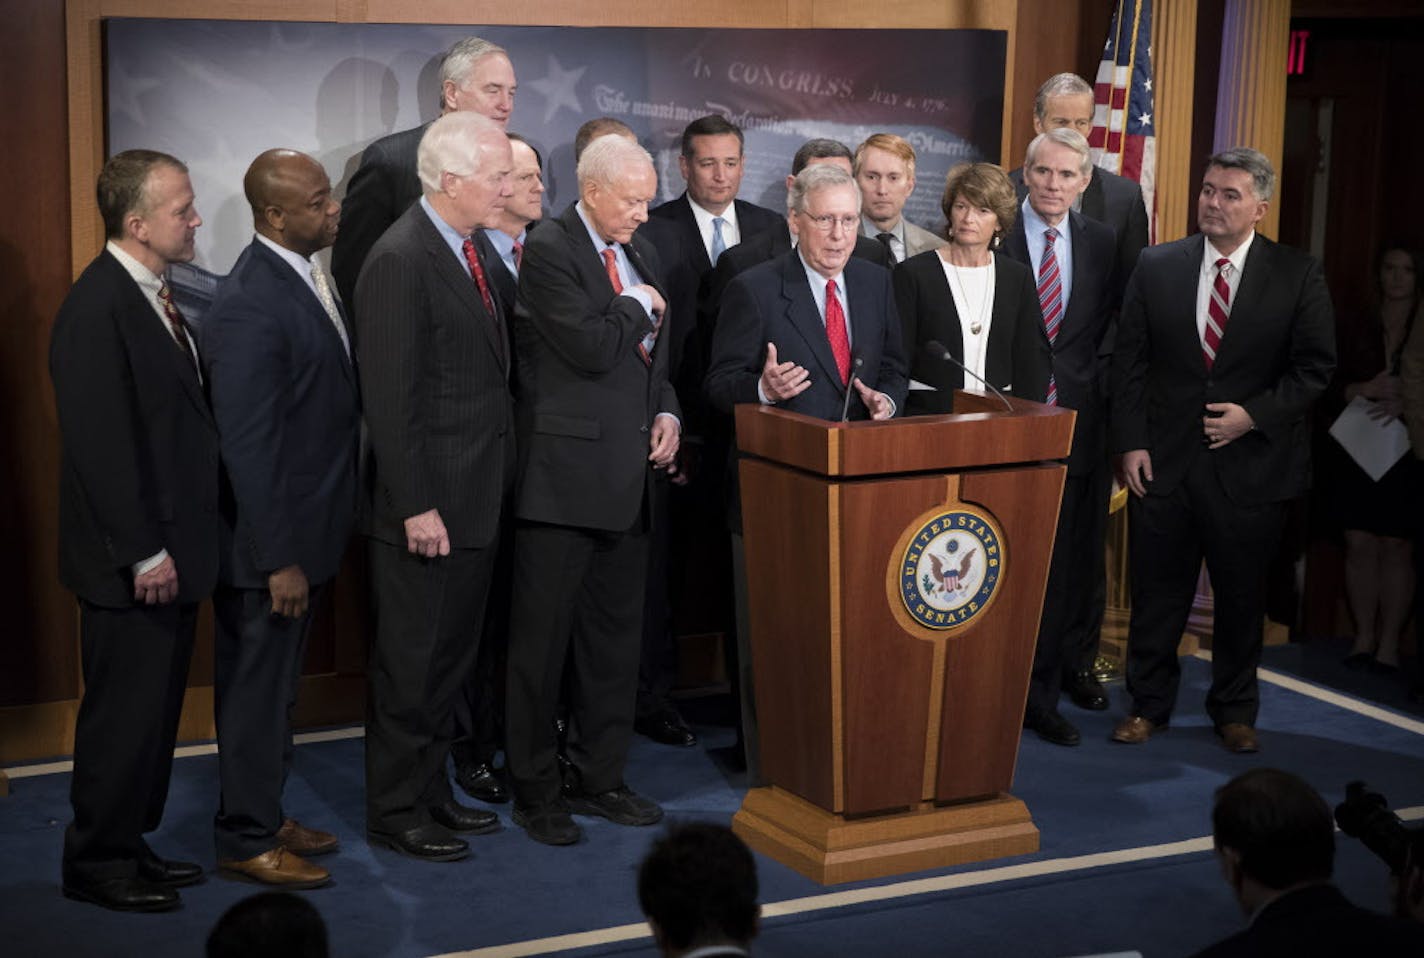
[200,149,361,887]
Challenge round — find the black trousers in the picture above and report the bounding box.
[211,581,323,861]
[1028,466,1111,714]
[63,600,197,882]
[1124,453,1287,727]
[505,520,648,808]
[365,538,497,834]
[1062,454,1115,677]
[636,476,676,721]
[451,518,515,772]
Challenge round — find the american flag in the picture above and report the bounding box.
[1090,0,1156,240]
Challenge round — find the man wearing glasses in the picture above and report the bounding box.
[706,163,907,423]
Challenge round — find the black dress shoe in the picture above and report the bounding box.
[1343,652,1374,671]
[634,709,698,747]
[1064,671,1109,711]
[367,822,470,862]
[455,762,510,804]
[564,785,664,826]
[513,802,582,846]
[429,800,501,835]
[63,875,180,912]
[1024,707,1082,747]
[138,853,204,888]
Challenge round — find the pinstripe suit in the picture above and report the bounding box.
[355,200,516,835]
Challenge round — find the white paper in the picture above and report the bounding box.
[1328,395,1410,481]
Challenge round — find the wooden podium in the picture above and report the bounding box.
[730,392,1075,884]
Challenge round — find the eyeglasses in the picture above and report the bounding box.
[798,212,861,233]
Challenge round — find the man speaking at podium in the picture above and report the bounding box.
[705,162,907,423]
[704,162,907,782]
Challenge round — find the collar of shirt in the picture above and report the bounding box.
[105,240,168,323]
[254,232,321,299]
[420,194,472,269]
[798,253,851,346]
[484,227,523,278]
[575,201,645,287]
[1020,198,1074,308]
[688,195,739,260]
[862,214,905,260]
[679,947,750,958]
[1204,231,1255,278]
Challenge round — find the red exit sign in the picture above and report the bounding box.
[1288,30,1310,76]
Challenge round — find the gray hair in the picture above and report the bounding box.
[1034,73,1093,119]
[439,36,507,104]
[417,111,503,193]
[787,162,861,215]
[1206,147,1276,201]
[1024,128,1093,177]
[576,133,654,189]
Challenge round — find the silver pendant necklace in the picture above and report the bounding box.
[947,255,993,335]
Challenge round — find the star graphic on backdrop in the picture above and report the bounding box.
[108,61,165,128]
[527,55,586,123]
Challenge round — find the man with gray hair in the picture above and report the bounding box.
[333,36,516,308]
[1009,71,1151,715]
[707,162,906,422]
[1109,148,1335,753]
[503,133,681,846]
[355,111,515,862]
[1001,129,1119,747]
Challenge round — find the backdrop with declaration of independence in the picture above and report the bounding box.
[106,20,1006,273]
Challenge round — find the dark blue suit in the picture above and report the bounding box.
[201,237,360,860]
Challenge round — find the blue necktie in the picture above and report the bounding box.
[710,216,727,264]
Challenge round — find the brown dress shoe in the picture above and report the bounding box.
[1216,723,1259,753]
[1110,715,1161,744]
[277,818,339,857]
[219,847,330,889]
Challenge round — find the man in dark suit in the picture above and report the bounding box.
[706,162,907,426]
[637,116,781,749]
[1191,768,1424,957]
[355,112,516,861]
[50,150,218,911]
[449,132,545,807]
[200,150,361,888]
[504,133,681,846]
[1009,71,1151,712]
[1001,130,1118,747]
[1110,148,1335,752]
[703,158,902,780]
[332,36,516,308]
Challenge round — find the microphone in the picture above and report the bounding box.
[922,340,1013,412]
[840,356,865,422]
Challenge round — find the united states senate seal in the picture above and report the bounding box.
[897,506,1005,631]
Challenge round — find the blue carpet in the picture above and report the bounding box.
[3,651,1421,957]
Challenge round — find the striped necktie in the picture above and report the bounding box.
[1037,227,1063,406]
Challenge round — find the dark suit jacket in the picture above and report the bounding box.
[648,193,782,277]
[1190,884,1424,958]
[1110,233,1336,505]
[1002,210,1117,473]
[513,202,681,532]
[1011,163,1148,301]
[332,123,429,310]
[706,250,908,422]
[894,249,1052,414]
[201,239,361,589]
[355,201,515,550]
[49,250,221,608]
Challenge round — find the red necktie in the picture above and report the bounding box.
[1203,257,1231,369]
[601,248,623,294]
[825,278,851,385]
[461,237,497,316]
[512,241,523,270]
[1037,227,1062,405]
[156,280,198,371]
